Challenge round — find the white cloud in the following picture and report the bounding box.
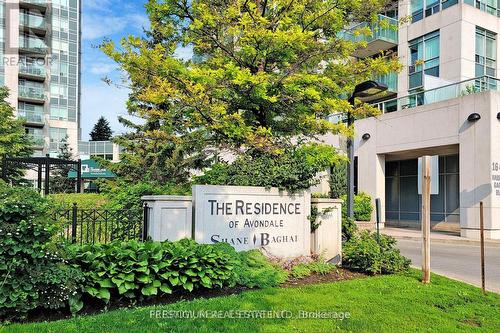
[89,62,118,75]
[82,13,149,40]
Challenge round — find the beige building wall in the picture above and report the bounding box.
[397,2,500,95]
[353,91,500,240]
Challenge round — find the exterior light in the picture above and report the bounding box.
[348,80,389,104]
[362,133,371,140]
[467,113,481,122]
[497,112,500,119]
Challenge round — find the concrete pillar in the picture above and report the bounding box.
[354,118,386,225]
[141,196,193,242]
[459,92,500,239]
[310,198,342,264]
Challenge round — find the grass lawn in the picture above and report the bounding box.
[2,269,499,333]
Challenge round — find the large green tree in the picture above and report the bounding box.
[0,87,33,183]
[103,0,400,184]
[89,116,113,141]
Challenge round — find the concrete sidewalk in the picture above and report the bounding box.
[381,227,500,248]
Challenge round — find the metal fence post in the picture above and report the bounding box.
[143,203,149,241]
[71,203,78,244]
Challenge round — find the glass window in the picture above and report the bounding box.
[408,31,440,90]
[465,0,500,17]
[411,0,458,23]
[476,27,496,79]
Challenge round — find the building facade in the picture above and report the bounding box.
[324,0,500,239]
[78,140,121,163]
[0,0,81,158]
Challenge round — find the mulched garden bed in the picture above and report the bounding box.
[23,268,367,324]
[283,267,367,287]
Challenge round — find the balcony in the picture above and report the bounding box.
[20,14,47,34]
[340,14,398,58]
[26,130,45,148]
[19,63,46,81]
[19,0,48,12]
[18,108,44,126]
[18,85,45,103]
[373,76,498,113]
[19,36,47,54]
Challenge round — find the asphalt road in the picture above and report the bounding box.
[396,239,500,293]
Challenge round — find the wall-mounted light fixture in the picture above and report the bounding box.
[362,133,371,140]
[497,112,500,120]
[467,113,481,122]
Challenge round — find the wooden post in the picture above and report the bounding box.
[421,156,431,284]
[480,201,486,294]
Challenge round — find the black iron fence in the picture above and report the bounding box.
[51,203,149,245]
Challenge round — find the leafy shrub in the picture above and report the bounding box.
[101,181,191,211]
[290,260,336,279]
[341,192,373,221]
[343,231,411,275]
[231,250,288,288]
[197,143,342,192]
[342,217,358,243]
[67,239,236,310]
[0,182,82,320]
[290,264,312,279]
[307,260,336,275]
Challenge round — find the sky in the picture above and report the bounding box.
[80,0,193,140]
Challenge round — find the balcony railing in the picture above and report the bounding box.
[27,133,45,147]
[18,109,44,124]
[20,14,46,30]
[327,76,499,123]
[19,85,45,101]
[340,14,398,45]
[20,0,47,7]
[373,76,499,113]
[19,36,47,53]
[19,63,46,78]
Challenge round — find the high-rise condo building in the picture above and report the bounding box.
[0,0,81,160]
[322,0,500,239]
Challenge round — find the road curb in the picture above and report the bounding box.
[389,235,500,248]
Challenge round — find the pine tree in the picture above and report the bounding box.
[89,116,113,141]
[49,137,76,193]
